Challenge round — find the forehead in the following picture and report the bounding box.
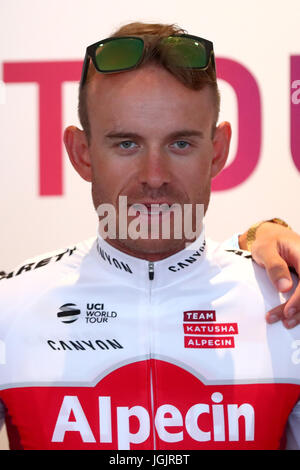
[86,65,215,133]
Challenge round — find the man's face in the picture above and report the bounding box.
[65,64,231,259]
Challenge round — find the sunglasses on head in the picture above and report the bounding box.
[80,34,215,88]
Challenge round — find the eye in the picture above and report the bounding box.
[173,140,190,150]
[119,141,137,150]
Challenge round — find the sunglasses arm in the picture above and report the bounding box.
[79,53,90,89]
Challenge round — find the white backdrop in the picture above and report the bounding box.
[0,0,300,449]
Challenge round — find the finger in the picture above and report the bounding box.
[282,312,300,329]
[266,303,286,324]
[283,283,300,319]
[252,246,293,292]
[266,301,300,329]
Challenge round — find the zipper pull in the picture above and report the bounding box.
[148,261,154,281]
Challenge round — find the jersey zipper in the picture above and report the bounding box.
[147,260,156,448]
[148,261,154,281]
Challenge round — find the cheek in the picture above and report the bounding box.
[176,154,212,187]
[90,153,135,204]
[177,159,213,206]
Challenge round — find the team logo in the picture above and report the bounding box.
[57,303,81,324]
[183,310,239,349]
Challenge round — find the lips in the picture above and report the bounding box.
[130,202,175,215]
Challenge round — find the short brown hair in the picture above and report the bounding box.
[78,22,220,140]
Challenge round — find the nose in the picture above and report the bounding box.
[137,147,171,190]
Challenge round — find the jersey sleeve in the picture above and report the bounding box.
[285,400,300,449]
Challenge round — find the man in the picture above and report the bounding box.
[0,22,300,450]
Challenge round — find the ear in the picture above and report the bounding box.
[211,121,232,178]
[63,126,92,182]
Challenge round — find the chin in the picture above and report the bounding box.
[120,237,185,259]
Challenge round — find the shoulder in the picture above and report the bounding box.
[205,238,296,310]
[205,237,253,273]
[1,237,95,281]
[0,237,96,313]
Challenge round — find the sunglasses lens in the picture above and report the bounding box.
[161,36,208,68]
[94,38,144,72]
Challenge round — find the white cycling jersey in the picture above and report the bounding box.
[0,230,299,450]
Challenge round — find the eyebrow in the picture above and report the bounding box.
[167,130,204,140]
[105,132,141,140]
[104,130,204,140]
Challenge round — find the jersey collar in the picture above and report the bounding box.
[93,228,206,285]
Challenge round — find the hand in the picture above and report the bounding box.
[239,222,300,328]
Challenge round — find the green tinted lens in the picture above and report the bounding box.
[161,36,208,68]
[95,38,144,72]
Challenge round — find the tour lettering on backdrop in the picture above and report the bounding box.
[2,56,299,195]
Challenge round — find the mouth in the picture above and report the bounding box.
[130,202,176,216]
